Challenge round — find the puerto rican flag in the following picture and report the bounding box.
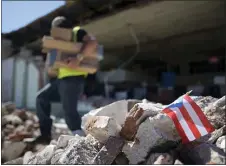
[162,94,215,143]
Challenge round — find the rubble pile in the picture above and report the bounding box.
[1,102,70,163]
[3,96,226,165]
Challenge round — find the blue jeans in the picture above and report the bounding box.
[36,76,85,137]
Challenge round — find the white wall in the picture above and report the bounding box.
[26,62,39,109]
[14,59,26,108]
[2,58,14,102]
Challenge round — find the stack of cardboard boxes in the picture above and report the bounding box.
[42,27,103,74]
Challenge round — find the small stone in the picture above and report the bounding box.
[216,136,226,152]
[146,153,174,165]
[2,114,22,126]
[56,135,74,149]
[174,159,184,165]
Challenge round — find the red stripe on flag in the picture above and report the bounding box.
[184,95,215,133]
[163,108,189,143]
[179,105,201,139]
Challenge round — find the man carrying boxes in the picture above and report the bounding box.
[33,16,99,144]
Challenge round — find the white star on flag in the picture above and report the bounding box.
[162,93,215,143]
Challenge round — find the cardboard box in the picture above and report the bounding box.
[50,27,72,41]
[47,50,99,74]
[42,36,82,54]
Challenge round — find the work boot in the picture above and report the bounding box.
[25,135,52,145]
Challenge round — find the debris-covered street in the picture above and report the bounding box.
[2,96,225,164]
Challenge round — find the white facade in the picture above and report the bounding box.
[2,50,44,109]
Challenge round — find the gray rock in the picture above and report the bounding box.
[28,145,56,164]
[196,96,225,129]
[4,157,23,165]
[58,134,101,164]
[146,153,174,165]
[122,113,180,164]
[2,141,27,161]
[179,142,225,164]
[91,137,124,164]
[195,125,226,143]
[2,114,22,126]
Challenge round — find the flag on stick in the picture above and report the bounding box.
[162,93,215,143]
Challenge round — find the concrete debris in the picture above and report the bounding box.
[57,134,101,164]
[122,113,180,164]
[1,103,70,163]
[91,136,124,164]
[2,96,226,165]
[84,116,122,143]
[27,145,56,164]
[81,100,140,131]
[23,151,34,164]
[2,141,27,162]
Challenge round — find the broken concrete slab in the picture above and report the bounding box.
[57,134,101,164]
[91,137,124,165]
[27,145,56,164]
[122,113,180,164]
[82,100,141,132]
[84,116,122,143]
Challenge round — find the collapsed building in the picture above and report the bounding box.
[2,0,225,117]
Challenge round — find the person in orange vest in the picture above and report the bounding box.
[32,16,97,144]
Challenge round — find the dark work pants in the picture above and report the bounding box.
[36,76,85,137]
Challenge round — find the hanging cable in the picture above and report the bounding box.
[104,23,141,98]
